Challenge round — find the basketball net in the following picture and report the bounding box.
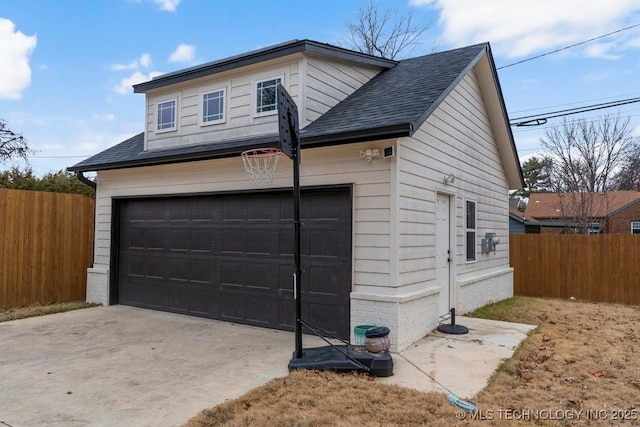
[241,148,285,187]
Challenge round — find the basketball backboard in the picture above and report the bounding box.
[277,83,299,160]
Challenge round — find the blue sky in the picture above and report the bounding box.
[2,0,640,176]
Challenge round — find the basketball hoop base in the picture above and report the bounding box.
[288,345,394,377]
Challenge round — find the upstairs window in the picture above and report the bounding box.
[632,221,640,234]
[466,200,476,262]
[255,77,281,115]
[202,89,225,124]
[157,99,176,132]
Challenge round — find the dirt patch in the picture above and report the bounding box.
[0,301,99,322]
[186,298,640,426]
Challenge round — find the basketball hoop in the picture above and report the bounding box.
[241,148,285,187]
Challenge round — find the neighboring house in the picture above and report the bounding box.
[509,205,570,234]
[509,209,527,234]
[69,39,524,352]
[525,188,640,234]
[509,205,540,234]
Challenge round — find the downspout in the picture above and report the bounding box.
[75,171,96,190]
[75,171,96,269]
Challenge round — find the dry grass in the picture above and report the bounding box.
[185,370,460,427]
[0,301,99,322]
[187,297,640,426]
[473,298,640,424]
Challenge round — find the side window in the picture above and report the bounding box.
[631,221,640,234]
[157,99,177,132]
[466,200,476,262]
[255,77,281,115]
[202,89,225,124]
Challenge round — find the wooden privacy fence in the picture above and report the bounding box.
[510,234,640,305]
[0,189,94,309]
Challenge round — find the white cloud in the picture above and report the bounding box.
[139,53,152,68]
[583,42,621,60]
[112,61,138,71]
[132,0,181,12]
[114,70,162,94]
[0,18,37,100]
[169,44,195,63]
[410,0,640,59]
[112,53,152,71]
[628,37,640,48]
[111,53,160,94]
[153,0,180,11]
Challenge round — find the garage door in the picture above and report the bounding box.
[115,187,352,339]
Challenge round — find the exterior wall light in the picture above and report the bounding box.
[444,173,456,184]
[360,148,380,161]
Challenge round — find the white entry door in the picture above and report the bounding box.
[436,193,452,316]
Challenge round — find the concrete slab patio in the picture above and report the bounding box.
[0,307,535,426]
[379,316,537,399]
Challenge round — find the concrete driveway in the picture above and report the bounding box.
[0,306,534,426]
[0,306,325,427]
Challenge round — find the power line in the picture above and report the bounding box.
[497,22,640,70]
[508,91,640,116]
[512,109,640,134]
[511,108,640,153]
[510,97,640,126]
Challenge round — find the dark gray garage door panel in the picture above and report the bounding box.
[116,188,352,338]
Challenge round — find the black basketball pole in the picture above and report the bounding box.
[292,114,302,359]
[276,83,302,360]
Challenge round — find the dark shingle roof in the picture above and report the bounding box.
[301,43,487,143]
[69,132,282,171]
[69,42,488,172]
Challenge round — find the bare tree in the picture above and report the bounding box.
[610,140,640,190]
[0,119,31,164]
[344,1,429,59]
[540,114,636,233]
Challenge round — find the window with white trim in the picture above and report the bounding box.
[255,77,281,115]
[466,200,476,262]
[202,89,225,124]
[157,99,177,132]
[631,221,640,234]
